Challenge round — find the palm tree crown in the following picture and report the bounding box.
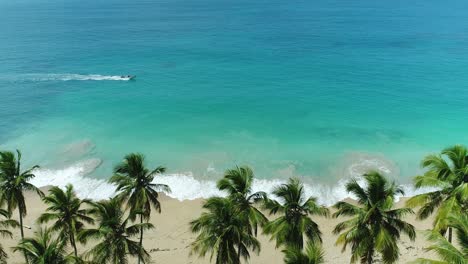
[0,149,44,264]
[411,213,468,264]
[333,171,416,264]
[0,208,19,264]
[14,227,71,264]
[263,178,329,249]
[190,197,260,264]
[78,197,153,264]
[109,153,170,264]
[282,241,325,264]
[38,184,94,258]
[109,153,170,220]
[217,166,267,236]
[406,145,468,242]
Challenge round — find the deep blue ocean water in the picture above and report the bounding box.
[1,0,468,199]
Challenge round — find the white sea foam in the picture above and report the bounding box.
[18,74,132,81]
[31,159,116,200]
[30,158,435,205]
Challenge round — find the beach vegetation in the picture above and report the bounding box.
[78,197,152,264]
[38,184,94,258]
[0,149,44,263]
[332,171,416,264]
[282,241,325,264]
[263,178,329,249]
[0,208,19,263]
[217,166,268,236]
[410,213,468,264]
[190,196,260,264]
[406,145,468,243]
[14,227,72,264]
[108,153,170,264]
[0,150,44,239]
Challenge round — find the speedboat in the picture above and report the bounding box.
[120,75,136,80]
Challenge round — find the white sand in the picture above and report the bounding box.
[2,189,438,263]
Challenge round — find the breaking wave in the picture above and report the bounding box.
[30,157,435,205]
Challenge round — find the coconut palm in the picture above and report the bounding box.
[38,184,94,258]
[0,208,19,264]
[0,150,43,262]
[78,197,153,264]
[108,153,170,264]
[282,241,325,264]
[14,227,73,264]
[263,178,329,249]
[333,171,416,264]
[406,145,468,243]
[410,213,468,264]
[217,166,267,236]
[190,197,260,264]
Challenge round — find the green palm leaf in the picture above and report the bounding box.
[333,171,415,264]
[108,153,170,264]
[38,184,93,258]
[264,178,329,249]
[190,197,260,264]
[217,166,268,238]
[78,198,152,264]
[407,145,468,243]
[13,227,75,264]
[409,214,467,264]
[0,149,43,263]
[283,241,325,264]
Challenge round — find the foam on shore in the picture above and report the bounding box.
[30,159,435,205]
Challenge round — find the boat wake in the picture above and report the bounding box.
[13,74,133,81]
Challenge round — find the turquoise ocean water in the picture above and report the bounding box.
[1,0,468,202]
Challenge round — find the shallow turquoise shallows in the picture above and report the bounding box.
[1,0,468,193]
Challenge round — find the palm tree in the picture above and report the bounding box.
[282,241,325,264]
[14,227,72,264]
[333,171,416,264]
[108,153,170,264]
[217,166,267,236]
[406,145,468,243]
[38,184,94,258]
[0,208,19,264]
[78,197,153,264]
[190,197,260,264]
[263,178,329,249]
[0,150,43,263]
[410,213,467,264]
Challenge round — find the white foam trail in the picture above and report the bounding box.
[30,160,435,205]
[20,74,132,81]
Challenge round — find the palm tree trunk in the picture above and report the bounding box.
[18,208,28,264]
[18,208,24,239]
[70,233,78,257]
[365,248,374,264]
[138,214,144,264]
[448,227,452,243]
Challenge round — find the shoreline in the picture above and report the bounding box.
[30,166,433,206]
[2,187,437,264]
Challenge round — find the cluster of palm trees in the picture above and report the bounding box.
[190,145,467,264]
[0,151,169,263]
[0,145,466,263]
[189,167,417,264]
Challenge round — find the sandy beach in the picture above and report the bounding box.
[0,187,438,264]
